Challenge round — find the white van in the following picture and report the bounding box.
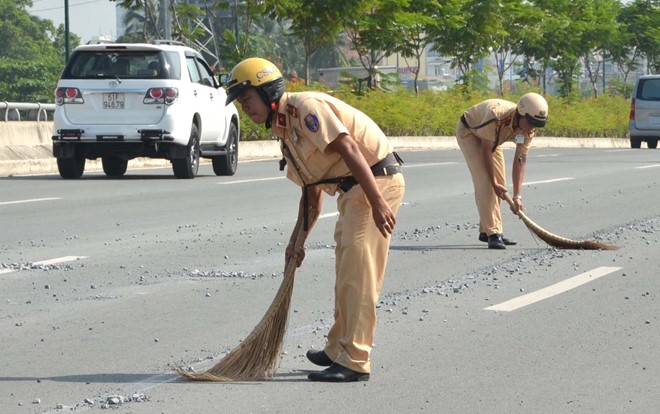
[629,75,660,149]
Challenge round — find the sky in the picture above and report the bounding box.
[28,0,118,43]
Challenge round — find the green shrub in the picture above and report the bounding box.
[237,84,630,140]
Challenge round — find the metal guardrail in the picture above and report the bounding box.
[0,102,56,122]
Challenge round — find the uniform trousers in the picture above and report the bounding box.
[456,127,506,236]
[324,173,405,373]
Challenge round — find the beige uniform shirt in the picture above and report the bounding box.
[459,99,535,156]
[271,91,392,195]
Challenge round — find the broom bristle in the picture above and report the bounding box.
[503,193,620,251]
[176,209,317,382]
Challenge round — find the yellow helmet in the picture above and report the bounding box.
[225,57,286,106]
[517,92,548,127]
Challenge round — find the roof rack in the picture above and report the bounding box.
[152,39,186,46]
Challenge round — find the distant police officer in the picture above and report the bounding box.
[457,93,548,249]
[225,58,405,382]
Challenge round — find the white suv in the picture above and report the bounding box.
[52,40,240,178]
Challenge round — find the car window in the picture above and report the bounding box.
[186,57,202,84]
[638,79,660,101]
[195,58,217,88]
[64,50,177,80]
[164,51,181,80]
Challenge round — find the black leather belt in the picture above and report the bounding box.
[296,152,403,230]
[337,152,402,193]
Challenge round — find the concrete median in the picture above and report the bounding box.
[0,121,629,177]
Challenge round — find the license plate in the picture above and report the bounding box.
[650,116,660,127]
[103,93,125,109]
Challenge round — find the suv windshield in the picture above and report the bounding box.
[638,78,660,101]
[62,50,181,80]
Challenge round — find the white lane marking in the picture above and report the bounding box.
[0,256,86,275]
[0,197,62,206]
[484,266,622,312]
[636,164,660,169]
[218,176,285,185]
[523,177,574,186]
[33,256,87,266]
[403,162,457,168]
[319,212,339,219]
[532,154,560,158]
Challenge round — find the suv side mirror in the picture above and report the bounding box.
[218,73,230,87]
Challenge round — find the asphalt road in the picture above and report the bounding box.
[1,147,659,414]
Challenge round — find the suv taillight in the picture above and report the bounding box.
[55,87,84,105]
[144,87,178,105]
[629,98,635,121]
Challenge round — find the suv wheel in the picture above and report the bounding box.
[212,123,238,176]
[647,139,658,149]
[630,137,642,148]
[57,147,86,179]
[102,156,128,176]
[172,124,200,179]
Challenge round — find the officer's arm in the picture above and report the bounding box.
[511,147,526,212]
[327,133,395,237]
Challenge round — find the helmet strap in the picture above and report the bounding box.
[265,102,278,129]
[513,111,521,128]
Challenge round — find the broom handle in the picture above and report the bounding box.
[502,192,516,209]
[283,207,318,276]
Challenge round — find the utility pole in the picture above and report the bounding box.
[162,0,172,39]
[64,0,70,62]
[234,0,239,44]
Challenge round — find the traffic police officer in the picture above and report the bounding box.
[225,58,405,382]
[456,93,549,249]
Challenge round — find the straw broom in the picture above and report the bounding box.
[176,208,317,381]
[502,193,619,250]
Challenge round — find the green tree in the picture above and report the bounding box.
[490,0,537,95]
[112,0,163,41]
[433,0,496,90]
[265,0,356,85]
[344,0,402,90]
[622,0,660,74]
[575,0,619,97]
[395,0,461,96]
[0,0,75,102]
[608,0,652,96]
[522,0,582,97]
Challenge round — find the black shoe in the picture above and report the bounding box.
[306,349,333,367]
[487,234,506,249]
[308,363,370,382]
[479,232,517,246]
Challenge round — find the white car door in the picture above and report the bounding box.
[185,55,224,144]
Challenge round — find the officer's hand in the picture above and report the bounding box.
[373,203,396,238]
[493,183,508,199]
[511,198,524,214]
[285,241,305,268]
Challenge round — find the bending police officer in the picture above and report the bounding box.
[456,93,549,249]
[224,58,406,382]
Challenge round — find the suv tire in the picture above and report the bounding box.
[648,139,658,149]
[57,148,86,179]
[212,123,238,176]
[102,156,128,176]
[172,124,200,179]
